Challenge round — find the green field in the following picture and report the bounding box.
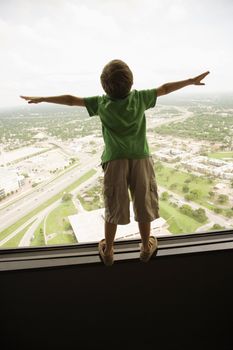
[30,221,45,247]
[159,201,204,234]
[47,233,77,245]
[1,222,35,248]
[155,165,214,203]
[30,199,78,247]
[45,199,77,245]
[208,152,233,159]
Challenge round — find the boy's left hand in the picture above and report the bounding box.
[192,71,210,85]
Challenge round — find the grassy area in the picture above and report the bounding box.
[47,233,77,246]
[0,168,96,241]
[46,200,77,234]
[31,200,77,247]
[30,221,45,247]
[156,164,233,218]
[155,164,214,205]
[78,178,104,211]
[159,201,205,234]
[1,222,35,248]
[208,152,233,159]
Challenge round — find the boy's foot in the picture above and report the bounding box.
[139,236,158,262]
[98,239,114,266]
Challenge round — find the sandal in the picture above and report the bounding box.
[98,239,114,266]
[139,236,158,262]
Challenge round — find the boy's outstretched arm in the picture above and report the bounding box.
[20,95,85,106]
[156,71,210,96]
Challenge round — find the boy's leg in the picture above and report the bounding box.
[129,157,159,259]
[138,222,151,252]
[100,159,130,264]
[104,221,117,254]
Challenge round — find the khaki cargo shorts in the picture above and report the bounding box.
[103,157,159,225]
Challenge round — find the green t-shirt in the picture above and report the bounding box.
[84,89,157,164]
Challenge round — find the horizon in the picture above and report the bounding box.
[1,91,233,111]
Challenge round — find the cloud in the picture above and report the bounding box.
[0,0,232,106]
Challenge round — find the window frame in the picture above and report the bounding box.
[1,229,233,271]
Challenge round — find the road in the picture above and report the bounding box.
[18,201,60,247]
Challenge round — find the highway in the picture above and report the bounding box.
[0,158,100,233]
[0,164,102,247]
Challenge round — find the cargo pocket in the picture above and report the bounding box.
[150,178,159,210]
[104,185,115,220]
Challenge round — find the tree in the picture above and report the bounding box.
[62,193,73,202]
[64,222,72,231]
[226,209,233,218]
[207,177,214,184]
[192,208,207,223]
[154,161,163,171]
[210,224,225,231]
[217,194,229,204]
[213,207,222,214]
[190,189,202,199]
[160,191,169,201]
[170,183,178,190]
[180,204,193,216]
[182,184,189,193]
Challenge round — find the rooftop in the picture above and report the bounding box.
[69,202,169,243]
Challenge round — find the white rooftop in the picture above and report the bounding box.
[69,202,170,243]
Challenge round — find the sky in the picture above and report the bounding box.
[0,0,232,107]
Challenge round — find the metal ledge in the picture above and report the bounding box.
[0,229,233,271]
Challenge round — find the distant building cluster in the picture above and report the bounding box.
[68,135,103,153]
[154,148,233,180]
[155,148,189,163]
[0,168,25,198]
[181,156,233,180]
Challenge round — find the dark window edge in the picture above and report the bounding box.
[0,229,233,271]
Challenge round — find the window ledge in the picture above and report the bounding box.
[0,229,233,271]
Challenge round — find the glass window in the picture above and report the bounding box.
[0,1,232,249]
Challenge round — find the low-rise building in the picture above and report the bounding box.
[0,168,24,195]
[69,202,170,243]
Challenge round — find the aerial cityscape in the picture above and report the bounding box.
[0,94,232,249]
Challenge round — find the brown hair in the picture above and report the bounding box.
[100,59,133,99]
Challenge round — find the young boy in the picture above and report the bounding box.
[21,60,209,266]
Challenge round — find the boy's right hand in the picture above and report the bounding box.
[20,96,44,104]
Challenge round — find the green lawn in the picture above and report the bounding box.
[1,222,35,248]
[30,200,78,247]
[46,200,77,235]
[159,201,205,234]
[30,221,45,246]
[47,233,77,245]
[208,152,233,159]
[155,165,215,208]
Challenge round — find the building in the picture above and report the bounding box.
[69,202,170,243]
[0,168,24,195]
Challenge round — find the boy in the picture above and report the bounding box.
[21,60,209,266]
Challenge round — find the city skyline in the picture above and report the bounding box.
[0,0,233,107]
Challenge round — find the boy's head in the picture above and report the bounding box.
[100,59,133,99]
